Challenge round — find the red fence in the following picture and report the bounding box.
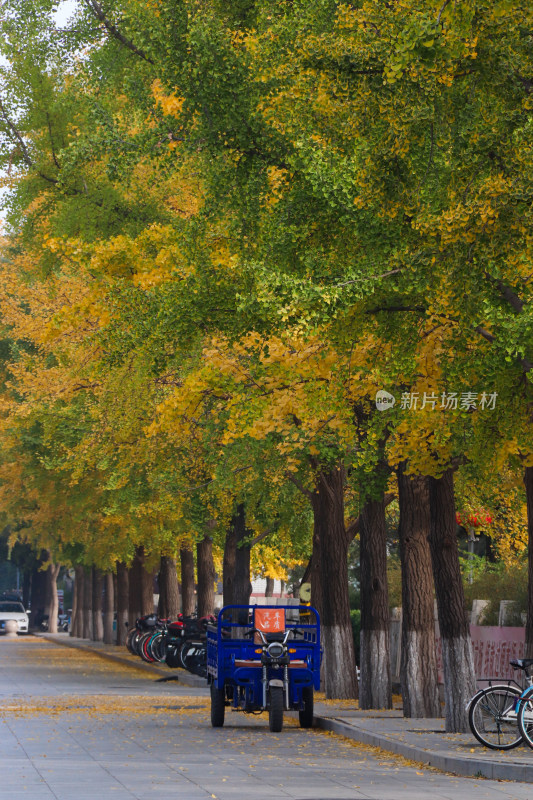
[436,625,526,682]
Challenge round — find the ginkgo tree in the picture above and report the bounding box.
[0,0,532,727]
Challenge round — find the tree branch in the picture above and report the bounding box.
[474,325,495,343]
[286,472,313,501]
[82,0,154,64]
[474,326,532,372]
[0,95,58,184]
[365,304,425,314]
[336,269,401,288]
[496,279,524,313]
[250,526,276,547]
[436,0,452,24]
[345,491,395,542]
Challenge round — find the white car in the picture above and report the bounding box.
[0,601,29,634]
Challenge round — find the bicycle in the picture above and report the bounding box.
[515,659,533,747]
[468,658,533,750]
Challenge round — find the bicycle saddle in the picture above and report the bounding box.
[510,658,533,669]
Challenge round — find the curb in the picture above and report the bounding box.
[314,716,533,783]
[36,633,208,689]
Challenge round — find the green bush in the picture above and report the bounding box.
[461,555,528,625]
[350,608,361,662]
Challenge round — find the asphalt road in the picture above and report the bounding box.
[0,636,531,800]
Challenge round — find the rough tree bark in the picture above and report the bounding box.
[311,466,357,699]
[397,464,440,718]
[525,466,533,657]
[128,546,154,623]
[180,547,195,616]
[233,504,252,607]
[197,535,215,617]
[83,566,93,639]
[44,554,61,635]
[429,469,476,732]
[103,572,115,645]
[158,556,180,618]
[116,562,129,646]
[265,577,275,597]
[223,523,237,607]
[359,497,392,710]
[92,566,104,642]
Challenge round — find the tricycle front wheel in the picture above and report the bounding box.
[299,686,314,728]
[269,686,284,732]
[210,683,225,728]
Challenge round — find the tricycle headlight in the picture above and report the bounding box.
[267,642,284,659]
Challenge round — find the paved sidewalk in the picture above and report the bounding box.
[39,632,206,688]
[39,633,533,783]
[312,706,533,783]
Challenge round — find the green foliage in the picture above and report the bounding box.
[350,608,361,663]
[387,556,403,610]
[462,556,528,626]
[0,0,531,587]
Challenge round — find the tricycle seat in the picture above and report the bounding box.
[233,658,308,668]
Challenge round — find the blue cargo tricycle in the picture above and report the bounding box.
[207,604,321,732]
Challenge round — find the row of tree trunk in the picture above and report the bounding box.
[65,537,214,644]
[306,462,478,729]
[29,464,533,734]
[307,462,533,732]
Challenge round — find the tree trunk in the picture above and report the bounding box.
[71,566,84,637]
[70,569,78,636]
[233,504,252,607]
[311,466,357,699]
[158,556,180,619]
[223,523,237,607]
[92,566,104,641]
[71,566,85,639]
[128,546,154,623]
[103,572,115,645]
[83,566,93,640]
[29,556,47,631]
[310,517,323,622]
[197,536,215,617]
[116,562,129,646]
[397,464,440,718]
[525,466,533,657]
[180,547,195,616]
[44,555,60,635]
[265,577,275,597]
[429,469,476,732]
[22,570,31,611]
[359,497,392,709]
[72,567,85,639]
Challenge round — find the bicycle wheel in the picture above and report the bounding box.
[147,632,165,662]
[468,684,522,750]
[126,627,140,655]
[181,642,207,677]
[180,641,193,670]
[517,688,533,748]
[139,632,156,662]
